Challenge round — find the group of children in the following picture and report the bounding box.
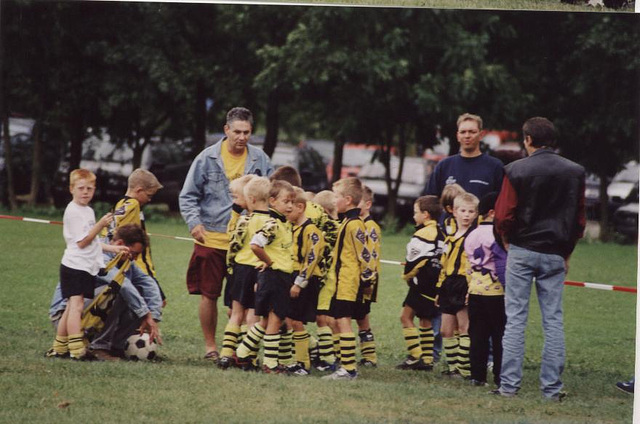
[47,164,506,387]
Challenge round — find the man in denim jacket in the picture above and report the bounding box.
[179,107,273,361]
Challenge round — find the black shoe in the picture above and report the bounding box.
[359,359,377,368]
[315,360,337,372]
[396,355,422,370]
[71,350,103,362]
[616,380,635,394]
[469,379,488,387]
[217,356,234,369]
[44,348,69,359]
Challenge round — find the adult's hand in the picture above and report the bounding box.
[190,224,206,243]
[139,313,163,345]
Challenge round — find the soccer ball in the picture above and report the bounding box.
[124,333,158,361]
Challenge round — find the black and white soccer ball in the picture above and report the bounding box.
[124,333,158,361]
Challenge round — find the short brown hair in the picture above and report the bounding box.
[333,177,363,206]
[112,223,148,248]
[128,169,163,191]
[457,113,483,131]
[243,176,271,202]
[415,195,442,221]
[270,165,302,188]
[69,168,96,189]
[440,183,466,209]
[523,117,557,148]
[453,192,479,211]
[269,179,295,200]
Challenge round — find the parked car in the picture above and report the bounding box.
[607,161,639,209]
[359,156,438,223]
[326,144,381,181]
[268,144,329,193]
[613,182,638,241]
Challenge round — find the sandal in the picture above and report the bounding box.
[204,350,220,363]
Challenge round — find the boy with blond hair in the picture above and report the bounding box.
[439,183,466,236]
[235,180,296,373]
[354,185,381,367]
[398,195,444,370]
[47,169,113,360]
[219,176,271,368]
[323,177,375,380]
[435,192,479,378]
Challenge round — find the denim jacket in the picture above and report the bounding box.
[179,138,273,233]
[49,252,163,323]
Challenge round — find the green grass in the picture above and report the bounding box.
[0,209,636,423]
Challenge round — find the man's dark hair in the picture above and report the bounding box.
[478,192,499,217]
[226,107,254,127]
[270,165,302,188]
[522,117,557,148]
[415,195,442,222]
[113,224,148,248]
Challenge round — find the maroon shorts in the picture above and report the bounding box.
[186,244,227,300]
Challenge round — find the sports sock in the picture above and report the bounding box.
[236,323,265,360]
[358,329,377,364]
[263,333,280,369]
[443,336,459,372]
[333,333,341,362]
[308,334,319,362]
[68,332,86,358]
[52,335,69,355]
[317,326,335,364]
[402,327,422,360]
[293,330,311,370]
[238,324,248,344]
[278,328,294,367]
[419,326,435,364]
[339,332,357,372]
[220,323,241,358]
[457,333,471,377]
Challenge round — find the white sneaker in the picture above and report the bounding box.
[322,367,358,380]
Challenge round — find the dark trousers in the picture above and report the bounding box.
[468,294,506,385]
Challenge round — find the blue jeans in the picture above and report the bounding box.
[499,244,566,398]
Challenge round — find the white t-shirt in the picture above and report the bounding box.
[61,201,104,275]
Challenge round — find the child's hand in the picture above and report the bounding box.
[290,284,301,298]
[255,262,270,273]
[98,212,113,228]
[434,295,440,307]
[362,286,373,296]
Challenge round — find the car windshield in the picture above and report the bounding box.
[359,157,426,185]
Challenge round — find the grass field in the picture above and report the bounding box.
[0,208,636,423]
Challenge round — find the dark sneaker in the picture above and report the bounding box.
[286,363,310,376]
[44,348,69,359]
[262,364,288,374]
[217,356,234,370]
[616,379,635,394]
[315,360,337,372]
[416,359,434,371]
[233,354,259,371]
[322,367,358,380]
[71,350,103,362]
[359,359,377,368]
[489,388,517,398]
[469,379,488,387]
[396,355,422,370]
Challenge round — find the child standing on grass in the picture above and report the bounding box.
[46,169,113,360]
[323,177,375,381]
[397,195,444,371]
[221,176,271,369]
[235,180,296,373]
[439,183,466,236]
[285,187,325,375]
[354,185,381,367]
[464,192,507,387]
[435,192,479,378]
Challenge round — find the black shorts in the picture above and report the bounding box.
[254,268,293,320]
[60,264,95,299]
[230,264,259,309]
[403,285,439,320]
[353,296,371,321]
[438,275,468,315]
[223,271,234,308]
[330,299,356,319]
[288,275,321,323]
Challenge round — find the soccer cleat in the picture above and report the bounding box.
[262,364,288,374]
[395,355,422,370]
[616,379,635,394]
[359,358,377,368]
[44,348,69,359]
[286,363,310,376]
[416,359,434,371]
[217,356,234,370]
[70,350,102,362]
[315,360,337,372]
[321,367,358,380]
[233,354,259,371]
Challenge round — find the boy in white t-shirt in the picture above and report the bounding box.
[46,169,115,360]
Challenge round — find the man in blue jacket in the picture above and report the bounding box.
[179,107,273,361]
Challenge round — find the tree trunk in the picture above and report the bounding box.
[331,135,345,185]
[193,78,206,156]
[598,172,610,242]
[27,118,43,206]
[2,113,17,210]
[68,114,84,172]
[263,89,279,158]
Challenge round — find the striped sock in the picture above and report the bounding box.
[333,334,341,362]
[293,330,311,370]
[68,332,86,358]
[457,334,471,377]
[278,328,294,367]
[52,335,69,355]
[239,324,248,344]
[358,329,377,364]
[263,333,280,369]
[443,336,459,372]
[339,333,357,372]
[317,326,335,364]
[220,323,241,358]
[308,334,319,363]
[402,327,422,360]
[236,323,265,360]
[419,326,434,365]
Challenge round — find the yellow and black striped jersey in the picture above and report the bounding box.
[235,210,271,267]
[403,221,444,298]
[436,226,475,289]
[227,209,250,272]
[363,216,382,302]
[331,208,375,302]
[292,218,325,280]
[250,209,294,273]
